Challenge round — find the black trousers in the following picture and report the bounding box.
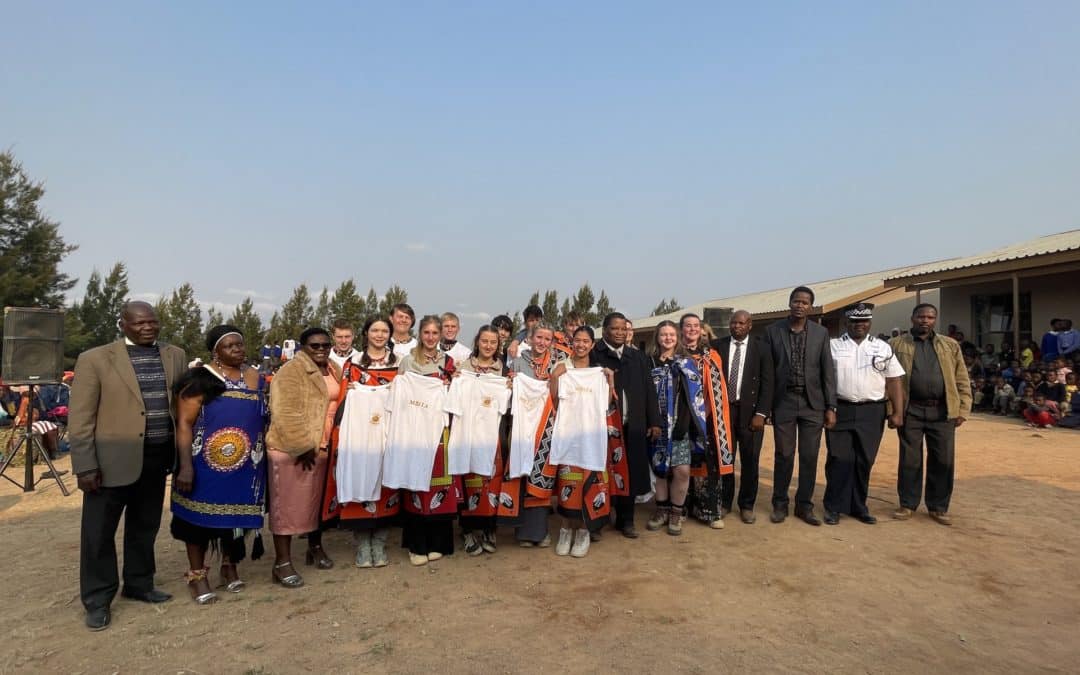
[897,403,955,512]
[401,514,455,556]
[721,404,764,511]
[771,390,825,511]
[79,445,171,612]
[824,401,885,516]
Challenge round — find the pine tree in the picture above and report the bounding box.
[363,287,380,324]
[74,261,130,347]
[274,284,314,343]
[527,291,540,308]
[161,283,204,360]
[570,283,596,325]
[227,297,265,361]
[542,290,560,325]
[329,279,365,331]
[594,290,614,324]
[651,297,682,316]
[205,306,224,332]
[0,151,77,312]
[378,285,409,318]
[311,286,331,328]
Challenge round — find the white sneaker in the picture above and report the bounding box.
[427,551,443,562]
[570,529,590,558]
[480,531,497,554]
[555,528,572,556]
[409,553,428,566]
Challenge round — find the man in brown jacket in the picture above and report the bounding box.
[889,303,971,526]
[69,302,187,630]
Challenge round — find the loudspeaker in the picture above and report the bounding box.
[2,307,65,385]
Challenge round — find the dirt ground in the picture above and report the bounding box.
[1,415,1077,674]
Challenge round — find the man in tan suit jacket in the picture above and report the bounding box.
[68,301,186,630]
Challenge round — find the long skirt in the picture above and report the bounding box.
[268,449,327,535]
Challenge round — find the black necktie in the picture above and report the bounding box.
[729,341,743,400]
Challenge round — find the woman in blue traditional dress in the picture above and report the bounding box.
[171,325,267,604]
[647,320,708,536]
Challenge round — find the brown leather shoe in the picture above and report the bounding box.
[928,511,952,526]
[740,508,756,524]
[892,506,914,520]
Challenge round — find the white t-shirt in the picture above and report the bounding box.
[444,342,473,364]
[445,373,511,476]
[382,371,449,491]
[392,337,418,359]
[335,384,390,503]
[508,374,551,478]
[550,366,609,471]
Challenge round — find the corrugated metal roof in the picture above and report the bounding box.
[883,229,1080,282]
[633,265,918,330]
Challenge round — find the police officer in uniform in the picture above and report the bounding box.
[823,303,905,525]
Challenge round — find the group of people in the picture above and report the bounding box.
[962,319,1080,429]
[68,290,972,630]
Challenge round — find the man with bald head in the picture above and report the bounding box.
[69,301,187,630]
[711,310,773,523]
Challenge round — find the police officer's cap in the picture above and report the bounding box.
[844,303,874,321]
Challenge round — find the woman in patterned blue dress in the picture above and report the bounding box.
[171,325,267,604]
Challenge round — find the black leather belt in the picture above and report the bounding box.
[910,398,943,407]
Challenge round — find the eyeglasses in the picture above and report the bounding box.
[306,342,332,350]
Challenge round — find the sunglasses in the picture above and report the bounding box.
[306,342,332,350]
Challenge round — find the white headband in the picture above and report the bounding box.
[212,331,243,352]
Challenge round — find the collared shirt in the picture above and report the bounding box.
[726,338,749,401]
[831,334,905,402]
[603,340,624,361]
[909,333,946,401]
[789,328,807,388]
[329,347,358,371]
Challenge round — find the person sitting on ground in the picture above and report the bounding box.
[1001,360,1023,390]
[1019,340,1036,368]
[1037,371,1067,406]
[1063,373,1077,416]
[972,377,992,412]
[1057,391,1080,429]
[991,376,1015,416]
[1023,393,1060,428]
[979,344,998,372]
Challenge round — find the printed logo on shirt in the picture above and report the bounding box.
[408,399,429,409]
[481,396,493,408]
[370,413,381,425]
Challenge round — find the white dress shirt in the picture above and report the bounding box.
[830,334,905,402]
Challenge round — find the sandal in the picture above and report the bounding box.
[271,561,304,588]
[184,568,218,605]
[305,545,334,570]
[220,562,246,593]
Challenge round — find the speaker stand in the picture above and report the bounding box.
[0,385,71,495]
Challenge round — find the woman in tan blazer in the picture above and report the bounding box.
[266,327,341,588]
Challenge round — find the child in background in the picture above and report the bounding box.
[992,376,1015,416]
[1023,393,1060,429]
[1020,341,1035,368]
[1063,372,1077,416]
[980,344,998,372]
[972,377,994,412]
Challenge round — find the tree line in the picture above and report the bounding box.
[1,149,681,368]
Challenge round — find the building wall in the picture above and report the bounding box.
[939,269,1079,348]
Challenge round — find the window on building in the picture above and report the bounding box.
[971,292,1031,350]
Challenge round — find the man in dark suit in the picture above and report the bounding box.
[592,312,661,538]
[712,310,773,524]
[69,301,187,630]
[765,287,837,526]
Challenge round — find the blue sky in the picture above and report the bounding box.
[3,1,1078,335]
